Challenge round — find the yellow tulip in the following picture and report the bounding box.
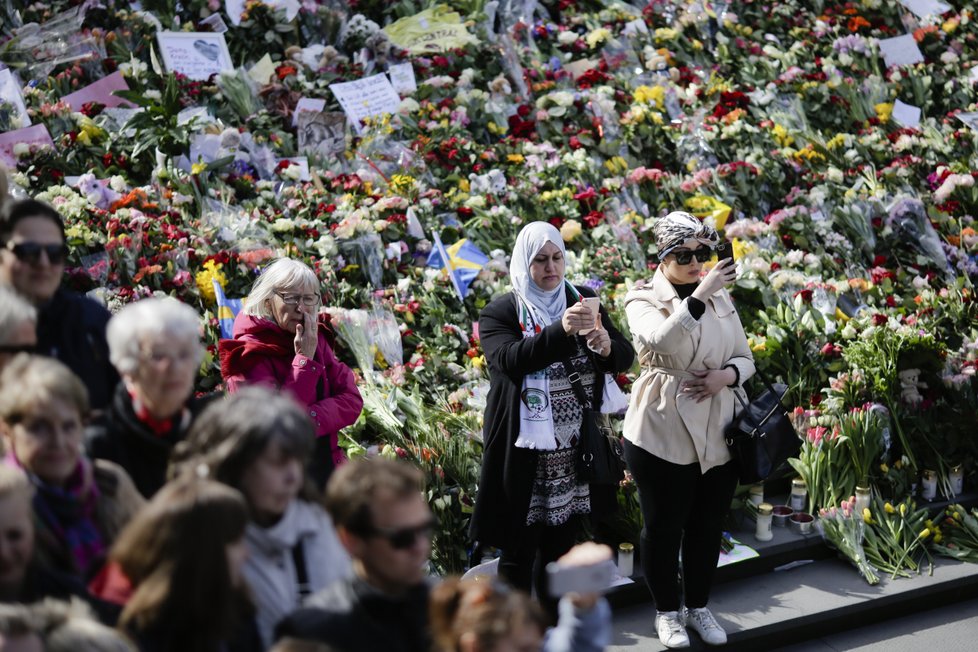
[884,502,895,514]
[919,528,931,540]
[862,508,873,524]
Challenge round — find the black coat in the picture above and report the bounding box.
[36,288,119,411]
[469,285,635,548]
[86,383,219,498]
[275,577,431,652]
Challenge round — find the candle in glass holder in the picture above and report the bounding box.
[789,478,807,512]
[854,486,871,514]
[949,464,964,497]
[617,543,634,577]
[755,503,774,542]
[749,484,765,506]
[920,469,937,501]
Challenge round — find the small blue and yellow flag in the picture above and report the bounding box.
[428,233,489,301]
[213,280,243,340]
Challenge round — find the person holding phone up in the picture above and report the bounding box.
[622,211,754,649]
[471,222,634,614]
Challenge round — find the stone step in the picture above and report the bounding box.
[607,554,978,651]
[604,492,978,650]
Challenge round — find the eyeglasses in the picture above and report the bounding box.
[274,291,321,307]
[3,241,69,265]
[670,246,712,265]
[367,517,438,550]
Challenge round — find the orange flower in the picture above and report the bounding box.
[913,25,939,42]
[848,16,870,32]
[133,265,162,283]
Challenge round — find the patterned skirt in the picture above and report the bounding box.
[526,446,591,526]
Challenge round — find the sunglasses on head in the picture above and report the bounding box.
[4,241,69,265]
[670,246,712,265]
[367,517,438,550]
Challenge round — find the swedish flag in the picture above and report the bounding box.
[213,280,243,340]
[428,233,489,301]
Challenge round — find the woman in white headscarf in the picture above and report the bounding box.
[469,222,634,610]
[623,211,754,649]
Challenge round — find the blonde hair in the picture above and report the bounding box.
[0,354,89,424]
[0,465,33,502]
[242,258,320,319]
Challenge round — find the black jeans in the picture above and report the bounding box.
[497,517,579,610]
[623,439,738,612]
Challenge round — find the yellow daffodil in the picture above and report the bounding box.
[194,260,227,305]
[633,85,666,108]
[191,162,208,176]
[507,154,525,164]
[772,124,794,148]
[884,502,895,514]
[586,28,612,49]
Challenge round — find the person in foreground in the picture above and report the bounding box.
[171,387,352,648]
[0,355,143,583]
[622,211,755,648]
[109,476,261,652]
[274,457,434,652]
[219,258,363,491]
[471,222,634,609]
[87,297,214,498]
[430,542,613,652]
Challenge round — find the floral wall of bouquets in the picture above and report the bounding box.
[2,0,978,576]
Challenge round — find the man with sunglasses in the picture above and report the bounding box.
[276,457,435,652]
[0,199,118,409]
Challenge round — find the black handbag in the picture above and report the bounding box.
[724,372,799,484]
[564,352,626,486]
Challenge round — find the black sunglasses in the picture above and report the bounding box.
[670,246,712,265]
[367,517,438,550]
[4,241,69,265]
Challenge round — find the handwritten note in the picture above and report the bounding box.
[329,73,402,135]
[892,100,922,128]
[62,71,135,111]
[899,0,951,19]
[878,34,925,69]
[157,32,233,81]
[0,68,30,130]
[0,124,55,167]
[388,62,417,95]
[292,97,326,127]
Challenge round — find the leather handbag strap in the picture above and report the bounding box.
[561,346,605,412]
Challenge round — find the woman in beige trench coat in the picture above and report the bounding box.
[622,211,755,649]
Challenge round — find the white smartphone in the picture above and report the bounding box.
[579,297,600,334]
[546,559,616,595]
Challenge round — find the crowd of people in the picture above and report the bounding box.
[1,167,753,651]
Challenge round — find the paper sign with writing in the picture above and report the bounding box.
[388,62,417,95]
[157,32,233,81]
[62,71,135,111]
[292,97,327,127]
[298,111,346,158]
[892,100,922,128]
[0,124,55,167]
[899,0,951,19]
[382,6,477,54]
[878,34,925,69]
[0,68,31,130]
[329,73,401,135]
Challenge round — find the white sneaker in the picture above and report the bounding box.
[655,610,690,649]
[685,607,727,646]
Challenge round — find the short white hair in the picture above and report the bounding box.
[0,286,36,341]
[107,298,203,376]
[243,258,321,319]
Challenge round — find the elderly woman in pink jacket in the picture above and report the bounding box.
[219,258,363,491]
[622,212,754,650]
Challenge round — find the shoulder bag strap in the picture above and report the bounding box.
[561,346,606,411]
[292,539,312,601]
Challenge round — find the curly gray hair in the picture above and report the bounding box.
[106,298,203,377]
